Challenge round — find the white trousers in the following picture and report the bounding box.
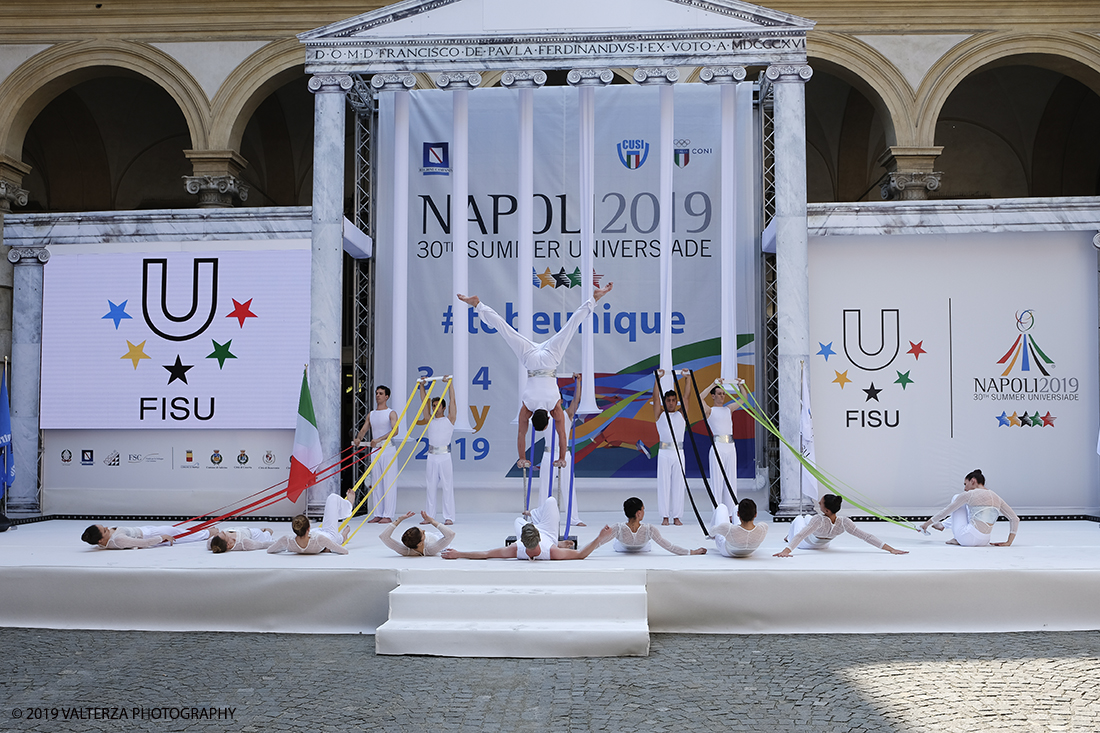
[787,513,831,550]
[949,498,991,547]
[321,492,352,538]
[656,448,685,519]
[515,494,560,542]
[708,442,737,514]
[371,444,398,519]
[540,450,580,522]
[613,539,651,553]
[425,453,455,522]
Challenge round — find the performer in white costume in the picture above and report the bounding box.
[775,494,908,556]
[81,524,209,549]
[653,369,692,526]
[380,511,456,557]
[702,377,744,515]
[352,385,398,523]
[418,377,456,524]
[602,497,706,555]
[457,283,613,469]
[267,490,352,555]
[709,498,767,558]
[207,526,274,553]
[442,495,613,561]
[921,469,1019,547]
[536,373,584,526]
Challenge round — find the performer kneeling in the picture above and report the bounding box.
[603,497,706,555]
[380,511,456,557]
[774,494,908,557]
[920,469,1019,547]
[81,524,209,549]
[442,495,613,561]
[710,499,768,558]
[208,526,274,553]
[457,282,613,469]
[267,490,352,555]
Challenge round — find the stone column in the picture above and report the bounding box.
[7,245,48,514]
[0,155,31,363]
[767,64,814,516]
[183,150,250,208]
[307,73,352,510]
[878,146,943,201]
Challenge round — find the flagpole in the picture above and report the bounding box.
[798,359,804,514]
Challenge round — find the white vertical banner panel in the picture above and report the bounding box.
[734,82,756,383]
[719,82,737,381]
[392,90,411,431]
[517,87,535,422]
[451,88,473,431]
[658,84,675,373]
[578,85,598,413]
[808,231,1099,514]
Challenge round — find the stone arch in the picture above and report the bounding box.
[808,32,917,148]
[208,38,306,152]
[0,39,210,161]
[917,31,1100,144]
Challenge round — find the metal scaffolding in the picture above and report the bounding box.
[758,73,780,513]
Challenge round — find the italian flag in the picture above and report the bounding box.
[288,367,323,502]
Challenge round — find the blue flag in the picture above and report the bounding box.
[0,366,14,499]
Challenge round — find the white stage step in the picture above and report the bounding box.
[375,568,649,657]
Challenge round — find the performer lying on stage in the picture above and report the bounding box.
[419,377,457,525]
[702,377,744,516]
[653,369,692,526]
[441,495,613,561]
[380,511,456,557]
[536,372,584,526]
[602,496,706,555]
[267,490,352,556]
[710,498,767,558]
[81,524,209,549]
[920,469,1019,547]
[208,526,275,553]
[457,282,613,469]
[774,494,908,557]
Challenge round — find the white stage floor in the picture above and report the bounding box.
[2,513,1099,636]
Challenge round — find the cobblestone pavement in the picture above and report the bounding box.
[3,628,1099,732]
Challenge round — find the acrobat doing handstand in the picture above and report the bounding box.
[457,282,613,469]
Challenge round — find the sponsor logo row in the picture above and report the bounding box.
[59,449,281,468]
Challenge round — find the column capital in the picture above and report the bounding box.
[699,66,747,84]
[1092,232,1099,250]
[0,154,32,213]
[567,68,614,87]
[633,67,679,85]
[500,70,547,89]
[7,246,49,265]
[435,72,482,90]
[765,65,813,83]
[0,180,28,213]
[308,74,354,94]
[877,146,944,201]
[183,150,249,208]
[370,73,416,91]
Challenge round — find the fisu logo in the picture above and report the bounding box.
[842,309,900,371]
[142,258,219,342]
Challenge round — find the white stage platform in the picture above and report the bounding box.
[2,513,1100,639]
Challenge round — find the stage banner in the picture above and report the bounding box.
[808,231,1099,514]
[41,244,311,430]
[374,84,760,491]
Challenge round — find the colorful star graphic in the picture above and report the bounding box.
[536,268,556,288]
[207,339,237,369]
[996,411,1011,427]
[894,370,914,389]
[863,382,882,402]
[907,341,926,360]
[832,370,852,389]
[552,268,571,288]
[1028,411,1044,427]
[163,355,194,385]
[1041,412,1056,427]
[817,342,836,361]
[102,300,132,330]
[1008,411,1022,427]
[226,298,257,328]
[566,267,583,288]
[120,340,151,370]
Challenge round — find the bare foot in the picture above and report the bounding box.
[594,281,614,301]
[575,521,586,527]
[457,293,479,307]
[946,539,960,545]
[673,518,683,526]
[661,518,670,526]
[419,520,432,525]
[444,519,453,525]
[367,516,383,524]
[378,517,392,524]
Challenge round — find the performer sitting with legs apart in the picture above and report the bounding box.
[419,376,457,525]
[380,511,456,557]
[774,494,908,557]
[602,496,706,555]
[709,498,767,558]
[920,469,1019,547]
[442,494,613,561]
[457,283,612,471]
[267,489,353,555]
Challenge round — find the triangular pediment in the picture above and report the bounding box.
[300,0,813,42]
